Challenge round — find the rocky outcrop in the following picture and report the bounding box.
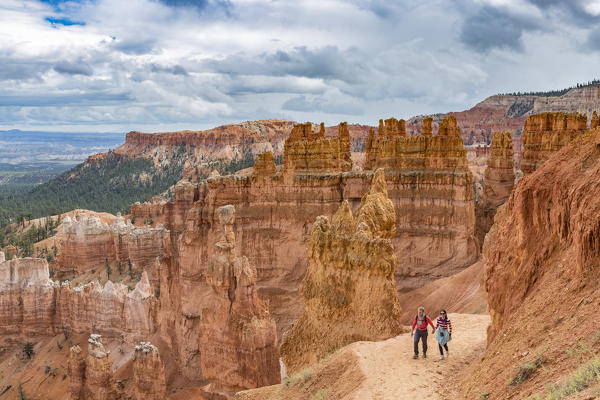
[0,256,155,340]
[168,116,477,343]
[592,110,599,129]
[458,127,600,399]
[58,212,168,274]
[83,334,118,400]
[133,342,168,400]
[178,205,280,393]
[57,271,155,340]
[520,112,587,174]
[280,170,403,373]
[68,345,86,400]
[253,150,277,176]
[0,257,57,337]
[474,131,514,246]
[282,122,352,174]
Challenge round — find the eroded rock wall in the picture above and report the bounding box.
[474,131,515,246]
[133,342,168,400]
[58,212,168,275]
[280,170,403,373]
[521,112,587,174]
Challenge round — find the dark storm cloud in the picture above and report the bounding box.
[53,61,93,76]
[150,64,188,75]
[204,46,367,84]
[0,92,132,107]
[459,5,539,52]
[110,39,157,55]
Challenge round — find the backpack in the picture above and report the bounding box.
[414,314,428,329]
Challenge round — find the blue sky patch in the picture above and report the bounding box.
[45,16,86,26]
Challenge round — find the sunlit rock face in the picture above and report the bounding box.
[280,170,404,374]
[521,112,587,174]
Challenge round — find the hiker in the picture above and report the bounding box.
[435,309,452,360]
[411,306,435,359]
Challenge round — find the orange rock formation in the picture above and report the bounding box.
[459,127,600,398]
[279,170,403,373]
[474,131,515,246]
[133,342,168,400]
[282,122,352,174]
[58,212,168,275]
[521,112,587,174]
[194,205,280,393]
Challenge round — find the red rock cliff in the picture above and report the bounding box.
[474,131,515,246]
[459,126,600,399]
[521,112,587,174]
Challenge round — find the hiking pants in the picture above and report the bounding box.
[438,343,448,355]
[414,329,428,355]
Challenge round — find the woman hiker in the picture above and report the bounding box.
[435,309,452,360]
[411,306,436,359]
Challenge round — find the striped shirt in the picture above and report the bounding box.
[436,317,452,334]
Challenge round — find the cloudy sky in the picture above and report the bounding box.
[1,0,600,132]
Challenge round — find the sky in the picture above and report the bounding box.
[1,0,600,132]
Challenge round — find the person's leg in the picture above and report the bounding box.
[413,331,420,356]
[439,343,444,355]
[444,344,448,352]
[422,331,428,357]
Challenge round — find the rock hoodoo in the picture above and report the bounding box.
[133,342,168,400]
[474,131,515,246]
[83,334,118,400]
[68,345,86,400]
[520,112,587,174]
[279,169,403,373]
[180,205,280,394]
[282,122,352,174]
[168,118,477,341]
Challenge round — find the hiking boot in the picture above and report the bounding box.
[445,350,449,359]
[412,354,418,359]
[423,354,427,359]
[439,355,444,360]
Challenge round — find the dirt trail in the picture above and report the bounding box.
[350,313,490,400]
[236,313,490,400]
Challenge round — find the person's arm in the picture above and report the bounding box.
[411,317,416,335]
[428,316,435,332]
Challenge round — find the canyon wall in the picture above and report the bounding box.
[187,205,280,393]
[520,112,587,174]
[132,342,168,400]
[474,131,514,246]
[280,170,403,373]
[0,256,155,341]
[58,212,168,275]
[459,127,600,399]
[149,119,478,345]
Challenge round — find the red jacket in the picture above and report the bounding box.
[412,315,435,331]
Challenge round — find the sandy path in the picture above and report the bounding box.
[349,313,490,400]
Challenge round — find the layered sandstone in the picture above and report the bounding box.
[521,112,587,174]
[58,212,168,274]
[0,256,155,340]
[459,128,600,399]
[474,131,515,246]
[169,118,477,346]
[252,150,277,176]
[68,345,86,399]
[280,170,403,373]
[282,122,351,174]
[179,205,280,393]
[83,334,118,400]
[0,257,57,337]
[57,271,155,339]
[133,342,168,400]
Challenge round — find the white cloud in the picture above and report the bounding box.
[0,0,599,132]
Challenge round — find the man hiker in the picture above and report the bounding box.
[411,306,436,359]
